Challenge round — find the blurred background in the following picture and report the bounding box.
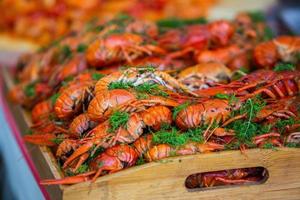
[0,0,299,199]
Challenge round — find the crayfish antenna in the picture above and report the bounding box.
[23,133,57,146]
[41,171,96,185]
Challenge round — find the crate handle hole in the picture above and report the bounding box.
[185,167,269,191]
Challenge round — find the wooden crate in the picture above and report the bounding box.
[2,67,300,200]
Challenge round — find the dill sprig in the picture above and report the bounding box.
[76,163,89,174]
[109,111,130,132]
[136,157,146,166]
[152,127,187,146]
[248,11,266,23]
[92,72,105,81]
[157,17,207,28]
[185,127,204,143]
[152,126,205,147]
[24,82,36,97]
[273,63,295,72]
[50,93,60,105]
[275,117,296,134]
[76,43,88,53]
[172,102,190,119]
[135,83,168,97]
[108,81,133,90]
[51,134,65,145]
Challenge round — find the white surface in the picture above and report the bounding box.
[209,0,276,20]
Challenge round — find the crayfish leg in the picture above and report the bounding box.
[63,142,94,169]
[41,171,96,185]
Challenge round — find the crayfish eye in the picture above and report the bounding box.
[210,108,216,112]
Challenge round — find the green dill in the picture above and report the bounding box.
[92,73,105,81]
[87,146,105,162]
[248,11,266,23]
[24,83,36,97]
[51,135,64,145]
[285,142,300,148]
[136,93,149,100]
[237,96,266,118]
[157,17,207,28]
[231,67,249,80]
[76,43,88,53]
[109,111,130,132]
[273,63,295,72]
[214,93,230,100]
[108,81,133,90]
[26,129,33,135]
[76,163,89,174]
[136,157,146,166]
[61,75,74,86]
[137,66,156,74]
[57,45,72,63]
[184,127,204,143]
[65,169,76,177]
[84,17,99,32]
[160,122,171,130]
[135,83,168,97]
[172,102,190,119]
[152,128,187,146]
[231,120,258,144]
[262,143,277,150]
[50,93,60,105]
[263,27,274,41]
[257,124,272,135]
[275,117,296,134]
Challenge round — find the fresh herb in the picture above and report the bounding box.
[184,127,204,143]
[92,73,105,81]
[160,122,171,130]
[84,17,100,32]
[51,135,65,145]
[231,67,249,80]
[61,76,74,86]
[231,120,258,144]
[237,96,266,118]
[65,169,76,177]
[108,81,133,90]
[214,93,230,100]
[26,129,33,135]
[275,118,296,134]
[248,11,266,23]
[263,27,274,41]
[262,143,277,150]
[172,102,190,119]
[285,142,300,148]
[50,93,60,105]
[135,83,168,97]
[76,43,88,53]
[157,17,207,28]
[109,111,130,132]
[24,83,36,97]
[136,93,149,100]
[153,128,187,146]
[76,163,89,174]
[136,157,146,166]
[58,45,72,62]
[273,63,295,72]
[137,66,156,74]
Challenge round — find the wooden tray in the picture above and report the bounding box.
[2,67,300,200]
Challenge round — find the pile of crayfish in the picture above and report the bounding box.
[8,12,300,187]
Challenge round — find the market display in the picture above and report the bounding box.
[0,0,216,45]
[8,13,300,188]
